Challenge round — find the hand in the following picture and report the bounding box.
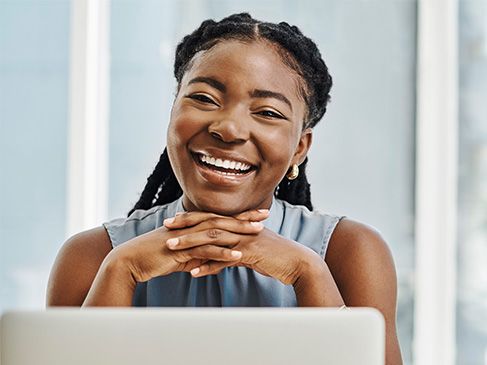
[164,211,323,285]
[108,209,269,283]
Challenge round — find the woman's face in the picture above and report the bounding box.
[167,39,311,215]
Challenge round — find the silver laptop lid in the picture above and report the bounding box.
[1,308,384,365]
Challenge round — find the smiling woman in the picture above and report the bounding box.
[168,40,309,215]
[46,13,402,364]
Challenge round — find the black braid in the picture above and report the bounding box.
[275,157,313,210]
[129,13,331,216]
[127,148,182,216]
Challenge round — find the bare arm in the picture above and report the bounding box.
[81,251,137,306]
[46,226,115,306]
[47,216,262,306]
[325,218,403,365]
[292,252,345,307]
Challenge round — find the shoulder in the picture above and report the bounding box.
[326,217,393,266]
[325,217,397,303]
[46,226,112,306]
[325,217,397,323]
[325,218,403,364]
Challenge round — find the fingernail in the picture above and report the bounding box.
[258,209,269,214]
[250,221,263,228]
[166,238,179,248]
[164,217,175,225]
[231,250,242,258]
[191,268,200,276]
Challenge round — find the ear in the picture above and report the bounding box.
[291,128,313,165]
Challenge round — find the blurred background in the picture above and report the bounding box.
[0,0,486,364]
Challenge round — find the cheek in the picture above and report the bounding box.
[256,127,297,174]
[167,106,205,147]
[166,106,200,177]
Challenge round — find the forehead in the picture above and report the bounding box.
[182,40,304,104]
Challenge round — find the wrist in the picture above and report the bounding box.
[292,247,325,286]
[293,250,345,307]
[82,249,137,307]
[102,249,138,288]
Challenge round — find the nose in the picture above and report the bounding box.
[208,111,250,144]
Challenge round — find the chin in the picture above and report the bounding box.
[186,192,254,216]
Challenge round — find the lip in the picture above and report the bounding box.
[191,148,258,168]
[191,152,256,187]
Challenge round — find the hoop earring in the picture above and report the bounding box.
[286,164,299,180]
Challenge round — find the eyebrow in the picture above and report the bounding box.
[250,89,293,111]
[188,77,226,93]
[187,76,293,111]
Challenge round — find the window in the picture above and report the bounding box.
[457,1,487,363]
[0,0,70,310]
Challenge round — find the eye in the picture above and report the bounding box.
[186,93,219,106]
[256,110,287,119]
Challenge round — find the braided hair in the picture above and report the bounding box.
[128,13,332,216]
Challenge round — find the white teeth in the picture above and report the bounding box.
[198,154,252,172]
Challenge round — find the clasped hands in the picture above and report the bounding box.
[160,208,323,286]
[114,207,325,288]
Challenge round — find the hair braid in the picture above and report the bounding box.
[127,148,182,216]
[129,13,331,216]
[275,157,313,210]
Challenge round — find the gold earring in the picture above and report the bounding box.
[286,164,299,180]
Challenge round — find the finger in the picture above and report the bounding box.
[175,245,242,264]
[181,258,207,272]
[166,229,243,250]
[201,218,265,234]
[164,211,222,229]
[233,208,270,221]
[164,209,269,229]
[190,260,239,277]
[197,217,264,235]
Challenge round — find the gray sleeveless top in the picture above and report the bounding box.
[103,197,343,307]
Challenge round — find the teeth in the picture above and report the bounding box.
[199,154,252,172]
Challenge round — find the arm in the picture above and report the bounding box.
[46,226,116,306]
[292,249,345,307]
[325,218,403,365]
[81,251,137,306]
[47,217,262,306]
[47,226,150,307]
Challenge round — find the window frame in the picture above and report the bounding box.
[67,0,110,237]
[413,0,458,364]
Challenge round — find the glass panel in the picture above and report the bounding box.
[457,1,487,364]
[109,2,417,363]
[0,0,70,311]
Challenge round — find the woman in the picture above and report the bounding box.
[47,13,403,364]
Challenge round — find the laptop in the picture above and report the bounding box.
[0,307,384,365]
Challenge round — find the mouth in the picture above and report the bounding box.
[191,152,258,185]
